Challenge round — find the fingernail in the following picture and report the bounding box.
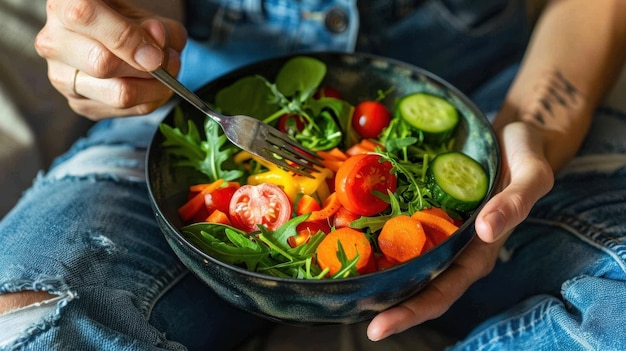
[368,325,393,342]
[134,43,163,71]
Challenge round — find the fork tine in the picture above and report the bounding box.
[258,148,317,178]
[265,129,324,166]
[265,146,319,171]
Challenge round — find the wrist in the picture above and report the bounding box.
[495,69,594,172]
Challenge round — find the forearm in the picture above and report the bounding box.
[496,0,626,171]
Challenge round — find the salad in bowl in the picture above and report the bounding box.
[146,52,500,324]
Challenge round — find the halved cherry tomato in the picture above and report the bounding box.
[228,183,292,233]
[352,101,391,139]
[335,154,397,216]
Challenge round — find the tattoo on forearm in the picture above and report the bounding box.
[519,70,584,132]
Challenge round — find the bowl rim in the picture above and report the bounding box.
[146,51,501,285]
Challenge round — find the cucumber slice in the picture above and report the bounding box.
[396,93,459,144]
[428,151,488,213]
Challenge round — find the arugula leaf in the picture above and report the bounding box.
[351,189,404,233]
[325,241,360,279]
[258,214,308,252]
[182,223,268,270]
[306,97,357,148]
[159,107,243,182]
[182,215,329,279]
[289,109,342,150]
[159,109,205,165]
[200,117,244,181]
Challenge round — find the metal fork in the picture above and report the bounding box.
[151,68,323,177]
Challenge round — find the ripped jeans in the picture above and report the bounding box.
[0,105,267,350]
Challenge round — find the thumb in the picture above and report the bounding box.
[475,122,554,242]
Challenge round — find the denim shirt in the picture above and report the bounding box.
[179,0,530,94]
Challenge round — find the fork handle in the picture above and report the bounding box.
[150,68,223,123]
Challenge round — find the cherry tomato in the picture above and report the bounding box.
[314,86,342,99]
[351,101,391,139]
[204,184,238,214]
[335,154,397,216]
[229,183,292,233]
[277,114,306,136]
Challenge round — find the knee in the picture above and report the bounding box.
[0,290,56,315]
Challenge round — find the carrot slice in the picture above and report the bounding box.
[359,139,382,152]
[317,147,348,161]
[205,209,232,226]
[378,215,427,263]
[420,207,455,223]
[321,160,345,173]
[307,192,341,222]
[317,148,348,172]
[189,183,214,193]
[317,227,373,276]
[411,211,459,237]
[178,179,224,221]
[345,139,381,156]
[427,229,450,248]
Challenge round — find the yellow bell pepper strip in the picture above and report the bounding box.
[234,151,333,203]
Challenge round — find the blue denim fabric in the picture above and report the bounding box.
[179,0,360,91]
[454,166,626,350]
[0,107,268,350]
[2,0,626,350]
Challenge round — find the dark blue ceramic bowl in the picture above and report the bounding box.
[146,52,500,325]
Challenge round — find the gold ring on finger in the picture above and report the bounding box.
[72,68,84,98]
